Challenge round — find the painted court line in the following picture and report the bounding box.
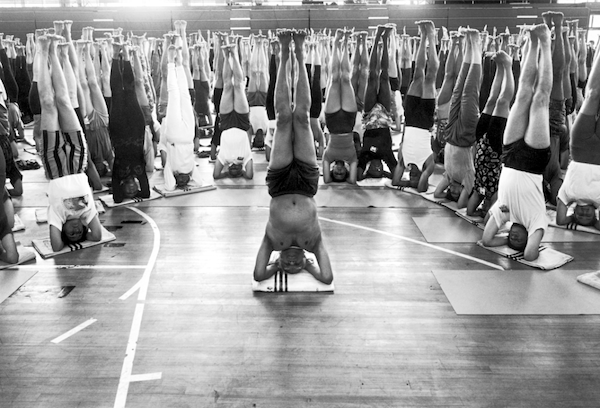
[114,207,161,408]
[119,279,142,301]
[51,318,97,344]
[319,217,504,271]
[129,372,162,382]
[15,265,147,270]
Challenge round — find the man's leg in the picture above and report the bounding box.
[524,24,552,150]
[228,44,250,115]
[364,26,385,114]
[268,30,294,170]
[324,29,343,114]
[407,21,430,98]
[291,30,317,167]
[503,27,539,146]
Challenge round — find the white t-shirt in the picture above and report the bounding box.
[557,161,600,207]
[47,173,97,231]
[217,127,252,167]
[490,166,547,237]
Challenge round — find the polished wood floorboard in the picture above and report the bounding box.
[1,138,600,408]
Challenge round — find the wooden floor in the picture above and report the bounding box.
[2,132,600,408]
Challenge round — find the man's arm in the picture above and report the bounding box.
[254,233,276,281]
[309,237,333,284]
[322,159,332,183]
[457,185,470,209]
[480,215,508,247]
[86,215,103,242]
[523,228,544,261]
[348,161,358,184]
[212,160,227,179]
[49,225,65,252]
[433,177,450,199]
[555,198,575,226]
[0,232,19,264]
[243,159,254,179]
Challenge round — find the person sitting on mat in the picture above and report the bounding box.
[480,24,552,261]
[433,28,481,208]
[555,35,600,231]
[37,35,103,251]
[108,42,151,203]
[322,28,358,184]
[254,29,333,285]
[391,20,439,192]
[213,42,254,180]
[159,43,203,190]
[357,25,397,181]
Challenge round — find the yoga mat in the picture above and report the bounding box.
[252,251,334,292]
[35,200,106,223]
[477,242,574,270]
[0,246,37,271]
[412,215,483,243]
[577,271,600,290]
[455,208,485,229]
[98,190,162,208]
[432,269,600,315]
[12,214,25,232]
[32,227,116,259]
[153,182,216,197]
[356,178,393,188]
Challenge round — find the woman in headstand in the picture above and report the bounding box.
[555,36,600,231]
[37,35,102,251]
[322,28,358,184]
[466,50,514,217]
[160,43,203,189]
[481,24,552,261]
[108,43,151,203]
[213,42,254,180]
[391,20,439,191]
[357,24,397,181]
[433,28,482,208]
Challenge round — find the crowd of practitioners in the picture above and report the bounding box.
[0,13,599,267]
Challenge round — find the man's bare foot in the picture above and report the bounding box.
[276,29,293,49]
[167,44,177,63]
[493,50,511,66]
[416,20,435,36]
[53,21,64,37]
[531,23,551,44]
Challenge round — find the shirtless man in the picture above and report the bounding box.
[254,29,333,285]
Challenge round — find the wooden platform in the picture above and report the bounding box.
[2,133,600,408]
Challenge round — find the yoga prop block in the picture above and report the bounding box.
[12,214,25,232]
[153,182,216,197]
[35,200,105,223]
[252,252,334,292]
[547,209,600,235]
[477,242,574,270]
[98,190,162,208]
[432,269,600,315]
[577,271,600,291]
[32,227,116,259]
[0,248,38,304]
[0,246,37,271]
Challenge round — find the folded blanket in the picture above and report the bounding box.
[0,246,36,270]
[98,190,162,208]
[477,242,574,270]
[153,182,216,197]
[577,271,600,290]
[546,209,600,235]
[32,227,116,259]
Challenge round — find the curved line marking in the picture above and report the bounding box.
[114,207,161,408]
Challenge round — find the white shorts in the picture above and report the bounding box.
[249,106,269,134]
[401,126,432,171]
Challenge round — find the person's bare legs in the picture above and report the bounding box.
[422,21,440,99]
[364,25,386,113]
[48,36,81,132]
[407,21,431,97]
[544,11,565,101]
[291,30,317,167]
[269,30,294,170]
[37,36,60,132]
[503,27,539,146]
[324,29,343,114]
[524,24,552,150]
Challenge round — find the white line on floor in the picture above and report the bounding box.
[114,207,161,408]
[119,279,142,300]
[13,265,147,270]
[319,217,504,271]
[129,372,162,382]
[50,318,97,344]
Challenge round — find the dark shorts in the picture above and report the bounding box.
[194,79,211,116]
[474,135,501,200]
[357,127,397,171]
[325,110,356,134]
[502,139,551,175]
[389,76,400,92]
[403,95,435,130]
[211,88,224,146]
[266,159,320,198]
